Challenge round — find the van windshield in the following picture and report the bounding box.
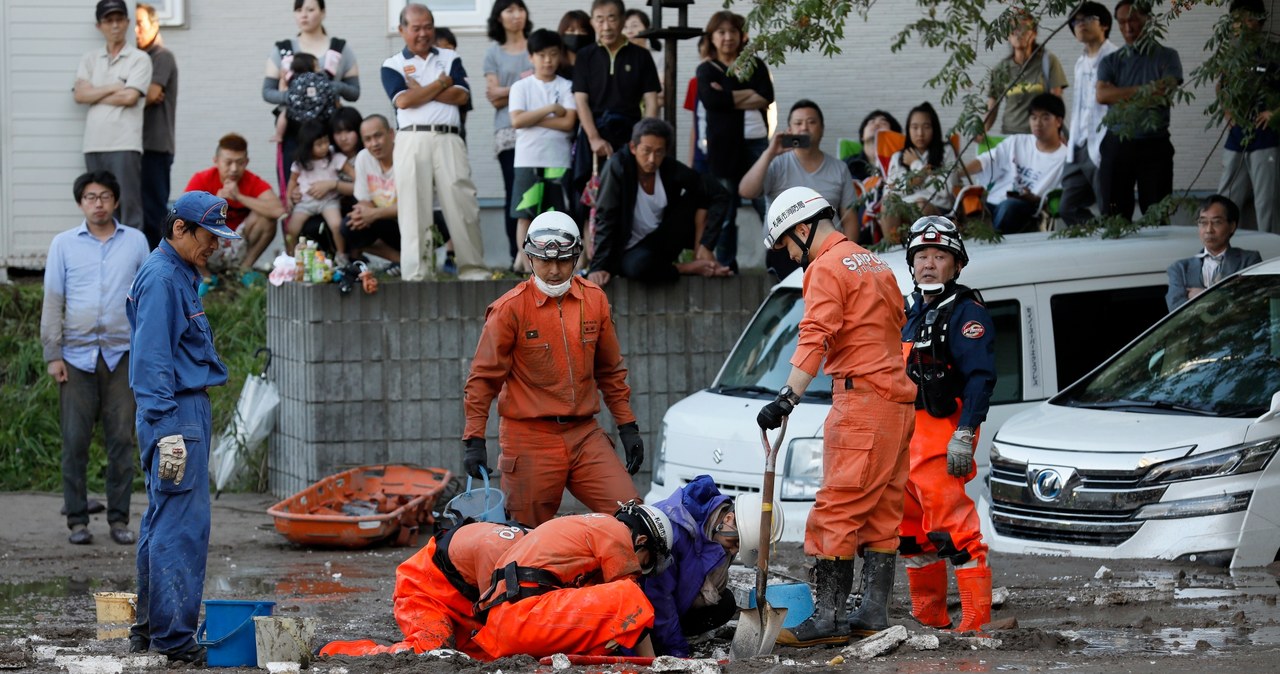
[1059,275,1280,417]
[716,289,833,399]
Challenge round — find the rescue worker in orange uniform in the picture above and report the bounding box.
[755,186,917,647]
[462,211,643,526]
[472,503,674,659]
[318,521,527,658]
[899,216,996,633]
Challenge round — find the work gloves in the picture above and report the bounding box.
[463,438,490,479]
[756,395,795,431]
[619,422,644,475]
[947,427,975,477]
[157,435,188,484]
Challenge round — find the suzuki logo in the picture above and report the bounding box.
[712,448,724,464]
[1029,466,1077,503]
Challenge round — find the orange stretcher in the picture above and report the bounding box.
[268,464,452,548]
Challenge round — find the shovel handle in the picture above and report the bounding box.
[756,418,787,607]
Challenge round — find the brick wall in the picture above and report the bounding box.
[266,275,773,497]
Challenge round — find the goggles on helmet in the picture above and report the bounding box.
[523,228,582,260]
[909,215,959,235]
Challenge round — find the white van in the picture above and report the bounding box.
[646,228,1280,542]
[984,256,1280,568]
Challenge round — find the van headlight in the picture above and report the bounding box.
[781,438,823,500]
[652,422,667,486]
[1139,438,1279,485]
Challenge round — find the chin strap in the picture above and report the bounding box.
[786,221,821,269]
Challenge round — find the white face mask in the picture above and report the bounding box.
[918,282,946,296]
[533,273,572,298]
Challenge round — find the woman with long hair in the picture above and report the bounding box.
[262,0,360,194]
[484,0,533,264]
[984,12,1066,135]
[881,102,958,243]
[695,10,773,272]
[556,10,594,81]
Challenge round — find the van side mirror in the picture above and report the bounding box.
[1257,392,1280,424]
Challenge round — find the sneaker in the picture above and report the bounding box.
[110,523,136,545]
[198,275,219,297]
[458,268,491,281]
[385,263,401,277]
[68,525,93,545]
[442,253,458,276]
[240,270,266,287]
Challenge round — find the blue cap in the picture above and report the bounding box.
[171,191,240,240]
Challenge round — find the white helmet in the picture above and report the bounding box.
[523,211,583,261]
[905,215,969,267]
[733,492,784,568]
[616,502,675,574]
[763,186,834,249]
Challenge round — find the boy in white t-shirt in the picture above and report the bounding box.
[966,93,1069,233]
[508,29,578,273]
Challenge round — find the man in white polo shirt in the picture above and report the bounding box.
[381,3,486,281]
[73,0,152,232]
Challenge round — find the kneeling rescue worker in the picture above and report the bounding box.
[472,503,674,659]
[899,216,996,632]
[318,521,528,658]
[462,211,644,526]
[755,187,917,646]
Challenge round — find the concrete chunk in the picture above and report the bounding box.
[906,633,940,651]
[841,624,908,660]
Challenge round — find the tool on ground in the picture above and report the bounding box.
[730,418,789,660]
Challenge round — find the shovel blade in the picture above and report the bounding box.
[730,602,788,660]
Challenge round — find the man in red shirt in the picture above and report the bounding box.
[184,133,284,293]
[756,186,916,647]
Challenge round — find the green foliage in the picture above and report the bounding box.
[0,282,266,492]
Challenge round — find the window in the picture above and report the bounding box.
[1050,285,1168,389]
[387,0,490,33]
[987,300,1023,405]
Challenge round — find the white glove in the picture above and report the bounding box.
[947,427,975,477]
[158,435,188,484]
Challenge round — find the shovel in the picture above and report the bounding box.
[730,417,789,660]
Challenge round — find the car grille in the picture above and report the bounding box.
[989,458,1168,547]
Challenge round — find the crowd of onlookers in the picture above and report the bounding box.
[67,0,1277,292]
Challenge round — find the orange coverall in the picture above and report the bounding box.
[319,522,526,658]
[790,234,917,559]
[472,514,655,659]
[463,278,639,526]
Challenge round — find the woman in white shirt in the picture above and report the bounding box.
[881,102,957,243]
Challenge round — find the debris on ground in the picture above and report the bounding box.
[842,624,908,660]
[1095,565,1114,580]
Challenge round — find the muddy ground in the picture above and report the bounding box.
[2,491,1279,673]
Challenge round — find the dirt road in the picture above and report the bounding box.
[2,492,1279,673]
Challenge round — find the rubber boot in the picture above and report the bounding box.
[775,559,856,647]
[847,550,897,637]
[906,559,953,629]
[954,565,992,633]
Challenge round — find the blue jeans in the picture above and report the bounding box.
[991,198,1038,234]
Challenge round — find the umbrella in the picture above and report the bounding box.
[579,155,602,259]
[212,348,280,495]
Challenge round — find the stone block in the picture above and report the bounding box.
[841,624,908,660]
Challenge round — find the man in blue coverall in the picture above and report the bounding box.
[126,191,240,664]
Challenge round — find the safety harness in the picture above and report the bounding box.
[906,284,983,418]
[473,563,577,620]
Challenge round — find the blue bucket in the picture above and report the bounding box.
[747,582,815,628]
[444,467,506,523]
[197,599,275,667]
[448,468,506,524]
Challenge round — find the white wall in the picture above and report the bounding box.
[0,0,1254,268]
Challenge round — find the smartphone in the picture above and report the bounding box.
[778,134,812,149]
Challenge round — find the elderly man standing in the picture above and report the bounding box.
[41,171,149,546]
[126,191,241,665]
[382,3,487,281]
[342,114,402,264]
[74,0,152,231]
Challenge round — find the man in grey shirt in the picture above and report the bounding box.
[740,99,857,279]
[136,2,178,250]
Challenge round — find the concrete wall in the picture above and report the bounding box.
[4,0,1264,268]
[265,274,773,498]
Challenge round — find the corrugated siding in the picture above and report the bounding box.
[0,0,1249,267]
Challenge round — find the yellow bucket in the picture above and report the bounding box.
[93,592,136,624]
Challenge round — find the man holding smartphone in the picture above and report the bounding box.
[739,99,858,279]
[964,93,1068,233]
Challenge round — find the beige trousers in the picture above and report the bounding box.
[392,130,484,281]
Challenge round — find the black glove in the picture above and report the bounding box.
[463,438,490,479]
[757,396,794,430]
[619,422,644,475]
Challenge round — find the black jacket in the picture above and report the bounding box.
[590,146,714,275]
[696,57,773,181]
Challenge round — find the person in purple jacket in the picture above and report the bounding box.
[642,475,781,656]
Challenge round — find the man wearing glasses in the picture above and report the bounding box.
[41,171,149,545]
[1060,2,1118,226]
[1165,195,1262,311]
[899,217,997,634]
[462,211,643,527]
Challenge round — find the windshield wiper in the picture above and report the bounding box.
[713,385,776,397]
[1070,399,1218,416]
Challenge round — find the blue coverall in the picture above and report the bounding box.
[126,240,229,655]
